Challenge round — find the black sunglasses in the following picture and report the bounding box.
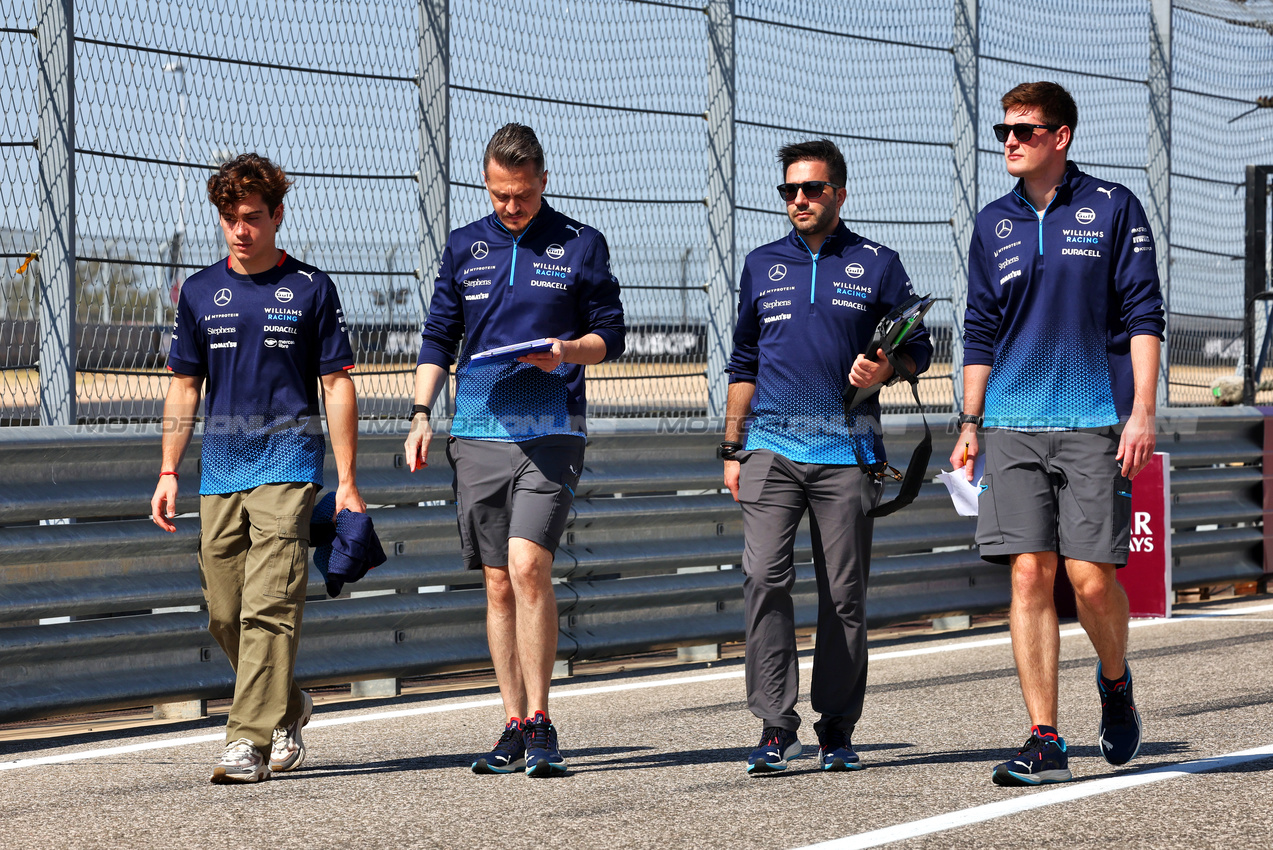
[777,181,843,202]
[993,122,1062,144]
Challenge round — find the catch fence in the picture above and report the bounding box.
[2,0,1272,424]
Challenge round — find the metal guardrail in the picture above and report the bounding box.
[0,408,1265,723]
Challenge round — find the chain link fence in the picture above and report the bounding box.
[3,0,1272,424]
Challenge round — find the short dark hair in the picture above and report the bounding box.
[483,123,545,174]
[777,139,847,187]
[1001,82,1078,148]
[206,153,293,216]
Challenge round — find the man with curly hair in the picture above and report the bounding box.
[151,153,365,783]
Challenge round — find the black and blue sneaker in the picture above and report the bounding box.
[991,726,1073,786]
[1097,660,1142,766]
[472,717,526,774]
[817,727,863,772]
[747,726,803,775]
[524,711,567,778]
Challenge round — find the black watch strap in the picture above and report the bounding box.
[717,440,744,460]
[957,412,983,428]
[410,404,432,420]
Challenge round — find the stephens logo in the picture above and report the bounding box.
[845,263,864,278]
[995,219,1013,239]
[274,287,294,303]
[545,243,565,260]
[471,241,489,259]
[767,263,787,281]
[213,288,232,307]
[1075,207,1096,224]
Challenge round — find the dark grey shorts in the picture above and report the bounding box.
[977,427,1132,567]
[446,434,585,570]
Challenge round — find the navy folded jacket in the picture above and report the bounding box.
[310,492,387,598]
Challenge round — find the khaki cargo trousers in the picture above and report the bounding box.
[199,481,317,755]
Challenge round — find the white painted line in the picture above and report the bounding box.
[4,599,1268,772]
[792,743,1273,850]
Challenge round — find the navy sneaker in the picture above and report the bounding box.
[747,726,803,775]
[472,717,526,774]
[524,711,567,778]
[1097,661,1142,766]
[991,727,1073,786]
[817,727,863,772]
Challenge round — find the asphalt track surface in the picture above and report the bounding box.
[1,596,1271,850]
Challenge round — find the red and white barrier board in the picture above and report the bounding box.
[1119,451,1172,619]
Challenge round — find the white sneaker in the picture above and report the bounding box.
[211,738,269,784]
[270,690,314,772]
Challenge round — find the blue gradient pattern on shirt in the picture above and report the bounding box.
[417,201,626,442]
[726,222,933,465]
[964,164,1165,431]
[167,254,354,494]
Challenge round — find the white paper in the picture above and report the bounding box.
[937,452,986,517]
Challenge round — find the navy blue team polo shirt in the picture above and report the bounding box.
[417,199,626,441]
[727,221,933,466]
[168,252,355,495]
[964,162,1165,430]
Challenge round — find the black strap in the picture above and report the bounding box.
[861,348,931,518]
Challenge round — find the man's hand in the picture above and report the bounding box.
[849,348,895,389]
[335,480,366,515]
[518,338,566,373]
[1117,408,1156,479]
[950,425,980,482]
[151,476,179,533]
[724,459,741,502]
[404,413,433,472]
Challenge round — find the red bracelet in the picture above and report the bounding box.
[160,471,179,479]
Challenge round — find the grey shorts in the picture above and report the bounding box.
[977,427,1131,567]
[446,434,585,570]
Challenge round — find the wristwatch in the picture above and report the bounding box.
[717,440,744,461]
[957,412,983,428]
[410,404,432,420]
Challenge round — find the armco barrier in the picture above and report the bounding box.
[0,408,1264,722]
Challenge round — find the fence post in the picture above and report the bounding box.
[705,0,735,419]
[1148,0,1172,409]
[35,0,76,426]
[416,0,450,418]
[1245,166,1271,405]
[950,0,978,414]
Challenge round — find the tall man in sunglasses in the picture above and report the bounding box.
[952,82,1164,786]
[724,139,932,775]
[405,123,625,778]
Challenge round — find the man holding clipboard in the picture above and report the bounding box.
[405,124,625,777]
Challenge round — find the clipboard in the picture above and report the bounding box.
[842,294,934,413]
[469,338,556,366]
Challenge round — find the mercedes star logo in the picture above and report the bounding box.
[471,241,489,260]
[767,263,787,281]
[994,219,1013,240]
[213,288,232,307]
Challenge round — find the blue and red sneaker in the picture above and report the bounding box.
[747,726,803,775]
[1097,660,1142,766]
[991,725,1072,786]
[472,717,526,774]
[524,711,567,778]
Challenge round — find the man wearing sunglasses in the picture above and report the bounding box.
[724,139,932,775]
[952,82,1164,786]
[405,124,625,779]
